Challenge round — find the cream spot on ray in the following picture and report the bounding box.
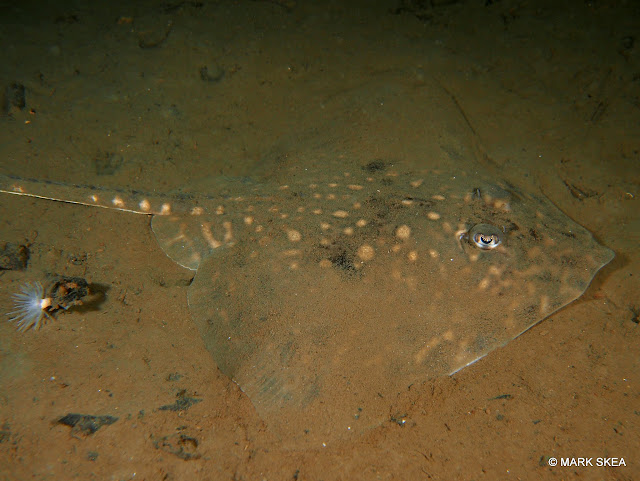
[297,207,305,213]
[488,265,503,276]
[319,259,332,268]
[279,185,289,190]
[332,210,348,218]
[540,295,550,314]
[429,249,438,258]
[223,222,233,243]
[414,337,440,363]
[160,203,171,215]
[160,219,192,250]
[313,209,322,215]
[216,205,224,215]
[454,344,471,366]
[327,194,336,200]
[395,225,411,240]
[408,251,418,262]
[348,184,363,190]
[191,206,204,215]
[410,179,424,188]
[320,222,330,231]
[493,199,510,211]
[139,199,151,212]
[433,194,445,201]
[353,202,361,209]
[328,183,338,188]
[112,196,125,208]
[313,193,322,199]
[287,229,302,242]
[343,227,354,236]
[427,212,440,220]
[244,216,254,225]
[357,244,374,261]
[188,252,202,266]
[401,199,413,206]
[356,219,367,227]
[201,222,222,249]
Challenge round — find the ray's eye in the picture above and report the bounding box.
[468,224,502,250]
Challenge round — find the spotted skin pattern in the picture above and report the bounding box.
[0,159,614,444]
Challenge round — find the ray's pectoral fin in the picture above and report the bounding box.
[188,244,321,437]
[186,242,391,443]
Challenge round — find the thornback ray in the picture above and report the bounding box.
[0,72,614,445]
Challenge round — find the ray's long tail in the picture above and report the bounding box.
[0,173,186,216]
